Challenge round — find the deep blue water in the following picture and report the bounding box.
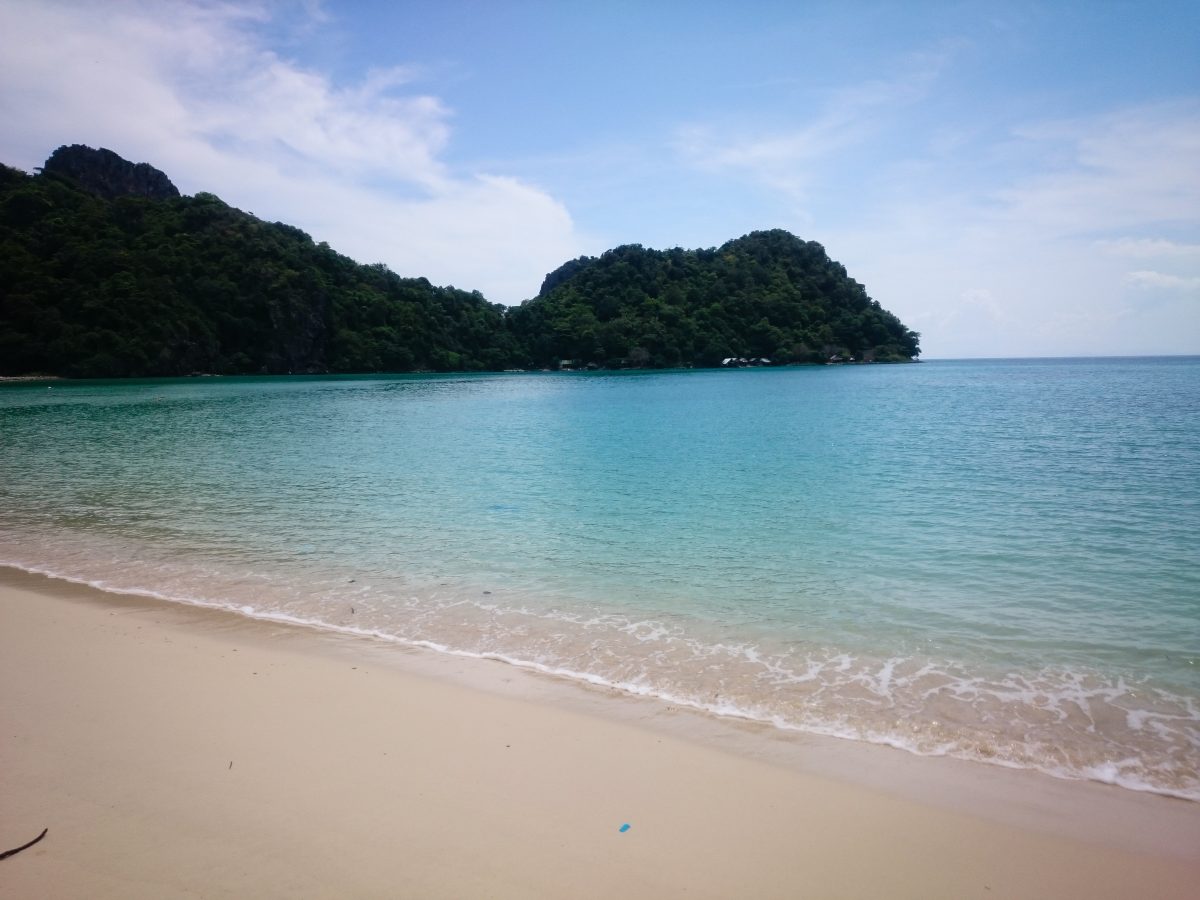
[2,358,1197,797]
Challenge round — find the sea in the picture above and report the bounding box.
[2,357,1198,800]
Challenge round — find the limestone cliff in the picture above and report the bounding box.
[42,144,180,201]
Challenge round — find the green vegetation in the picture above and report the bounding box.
[510,232,920,368]
[0,163,518,376]
[0,149,919,378]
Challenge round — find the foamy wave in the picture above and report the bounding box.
[4,552,1198,803]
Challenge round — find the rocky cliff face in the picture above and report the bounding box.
[42,144,180,200]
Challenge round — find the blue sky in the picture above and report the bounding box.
[1,1,1197,357]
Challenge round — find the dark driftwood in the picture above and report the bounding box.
[0,828,47,861]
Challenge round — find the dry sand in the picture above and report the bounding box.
[2,566,1198,899]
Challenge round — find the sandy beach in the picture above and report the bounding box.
[2,566,1198,899]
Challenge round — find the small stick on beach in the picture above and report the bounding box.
[0,828,48,861]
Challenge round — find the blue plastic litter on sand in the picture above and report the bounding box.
[619,823,631,833]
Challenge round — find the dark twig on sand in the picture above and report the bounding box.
[0,828,47,861]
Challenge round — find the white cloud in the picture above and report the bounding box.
[919,104,1200,355]
[1098,238,1200,259]
[0,0,584,303]
[995,103,1200,235]
[673,42,961,214]
[1125,271,1200,291]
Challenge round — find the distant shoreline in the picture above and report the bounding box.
[10,357,1200,382]
[0,359,920,381]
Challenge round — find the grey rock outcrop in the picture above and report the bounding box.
[42,144,180,200]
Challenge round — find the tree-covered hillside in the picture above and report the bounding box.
[509,231,919,368]
[0,146,919,377]
[0,158,519,377]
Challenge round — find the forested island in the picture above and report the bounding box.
[1,145,919,377]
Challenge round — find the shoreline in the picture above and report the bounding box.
[3,565,1198,898]
[4,556,1195,806]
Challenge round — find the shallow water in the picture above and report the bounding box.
[2,359,1198,798]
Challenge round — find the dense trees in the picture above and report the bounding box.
[509,232,920,368]
[0,165,518,376]
[0,151,919,378]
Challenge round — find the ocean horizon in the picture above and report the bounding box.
[2,357,1197,800]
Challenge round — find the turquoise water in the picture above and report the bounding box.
[2,358,1198,798]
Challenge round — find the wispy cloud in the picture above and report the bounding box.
[1098,238,1200,259]
[895,101,1200,355]
[994,102,1200,236]
[1125,271,1200,291]
[673,41,963,212]
[193,58,453,188]
[0,0,583,302]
